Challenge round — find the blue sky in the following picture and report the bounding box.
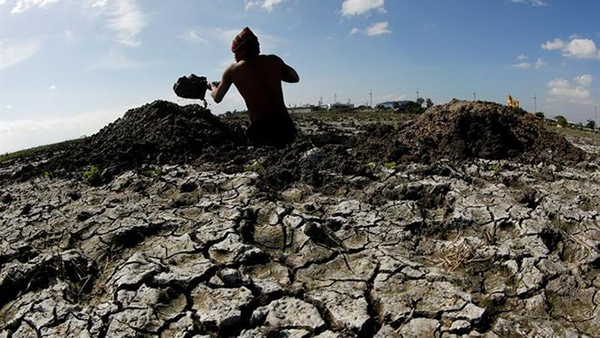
[1,0,599,153]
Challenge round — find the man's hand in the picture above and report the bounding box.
[211,67,233,103]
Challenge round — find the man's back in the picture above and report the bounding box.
[230,54,296,123]
[210,27,299,147]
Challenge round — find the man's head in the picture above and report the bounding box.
[232,27,260,62]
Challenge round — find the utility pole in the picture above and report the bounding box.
[595,105,597,131]
[334,92,337,104]
[416,89,420,100]
[369,91,373,108]
[473,91,477,101]
[533,94,537,114]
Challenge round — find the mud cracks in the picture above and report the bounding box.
[1,153,599,337]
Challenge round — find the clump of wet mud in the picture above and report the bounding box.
[386,99,587,164]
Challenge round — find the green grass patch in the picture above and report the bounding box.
[141,166,163,178]
[244,162,265,173]
[83,165,101,185]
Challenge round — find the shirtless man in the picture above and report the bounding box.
[210,27,299,147]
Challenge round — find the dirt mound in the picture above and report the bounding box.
[7,100,245,182]
[369,99,586,164]
[86,100,243,165]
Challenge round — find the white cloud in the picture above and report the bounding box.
[245,0,285,12]
[563,39,600,60]
[49,84,57,90]
[11,0,59,14]
[244,0,258,10]
[350,22,392,37]
[542,37,600,60]
[548,87,591,101]
[262,0,284,12]
[0,0,6,5]
[513,62,530,69]
[0,39,41,70]
[341,0,386,16]
[179,29,207,44]
[5,105,12,109]
[9,1,146,47]
[512,54,543,69]
[91,0,108,7]
[366,22,392,36]
[574,74,592,86]
[510,0,547,6]
[105,0,146,47]
[547,77,592,104]
[548,78,569,88]
[541,38,565,50]
[534,57,546,69]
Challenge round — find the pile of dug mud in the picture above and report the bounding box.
[384,99,587,164]
[84,100,244,165]
[6,101,245,183]
[256,100,590,193]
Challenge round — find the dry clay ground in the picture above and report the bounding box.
[1,103,599,337]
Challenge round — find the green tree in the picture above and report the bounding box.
[416,97,425,107]
[555,115,567,127]
[425,98,433,108]
[534,112,545,120]
[585,119,596,129]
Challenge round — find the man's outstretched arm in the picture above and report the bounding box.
[277,56,299,83]
[211,66,234,103]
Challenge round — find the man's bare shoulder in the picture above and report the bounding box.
[222,63,238,79]
[262,54,283,63]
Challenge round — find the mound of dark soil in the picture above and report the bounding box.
[86,100,243,166]
[6,100,245,182]
[363,100,587,164]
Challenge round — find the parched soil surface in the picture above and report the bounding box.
[0,100,598,337]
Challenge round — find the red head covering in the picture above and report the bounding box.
[231,27,258,53]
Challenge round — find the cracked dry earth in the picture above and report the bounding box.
[1,131,600,338]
